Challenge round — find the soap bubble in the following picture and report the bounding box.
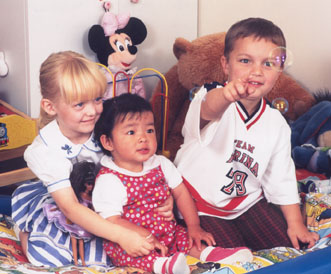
[189,86,200,101]
[272,97,289,114]
[268,47,293,72]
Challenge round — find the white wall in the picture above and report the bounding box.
[198,0,331,94]
[0,0,29,114]
[4,0,329,118]
[0,0,197,117]
[26,0,104,117]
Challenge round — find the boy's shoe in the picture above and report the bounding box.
[161,252,190,274]
[203,246,253,265]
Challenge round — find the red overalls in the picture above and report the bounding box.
[101,166,189,271]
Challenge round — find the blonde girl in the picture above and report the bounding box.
[11,51,171,267]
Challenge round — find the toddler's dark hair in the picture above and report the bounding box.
[94,93,153,156]
[224,17,286,60]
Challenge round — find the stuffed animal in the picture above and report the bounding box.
[151,32,316,160]
[291,99,331,177]
[88,11,147,99]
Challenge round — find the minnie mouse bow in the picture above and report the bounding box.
[101,12,130,36]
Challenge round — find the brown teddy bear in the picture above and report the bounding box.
[151,32,316,160]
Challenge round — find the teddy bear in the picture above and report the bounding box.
[151,32,316,160]
[291,98,331,177]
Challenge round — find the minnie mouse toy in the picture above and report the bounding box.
[88,11,147,99]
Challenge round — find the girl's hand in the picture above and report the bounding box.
[118,231,155,257]
[187,224,216,251]
[156,195,174,221]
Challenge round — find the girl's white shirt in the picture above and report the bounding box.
[24,120,103,193]
[93,154,182,219]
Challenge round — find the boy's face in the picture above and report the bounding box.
[221,36,281,102]
[101,111,157,172]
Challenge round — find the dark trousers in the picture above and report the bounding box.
[198,198,293,251]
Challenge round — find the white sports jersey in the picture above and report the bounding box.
[174,84,299,220]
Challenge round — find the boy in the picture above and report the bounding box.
[174,17,319,251]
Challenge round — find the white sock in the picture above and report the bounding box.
[153,253,190,274]
[153,257,168,274]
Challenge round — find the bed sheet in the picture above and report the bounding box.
[1,211,331,274]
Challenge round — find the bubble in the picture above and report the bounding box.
[272,98,289,114]
[268,47,294,72]
[189,86,200,101]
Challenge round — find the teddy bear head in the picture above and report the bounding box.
[174,32,227,91]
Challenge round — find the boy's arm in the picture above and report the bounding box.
[280,203,319,249]
[201,79,252,122]
[201,87,231,121]
[172,183,215,250]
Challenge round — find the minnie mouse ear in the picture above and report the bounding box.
[119,17,147,45]
[88,24,113,66]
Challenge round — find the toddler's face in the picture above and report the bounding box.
[104,111,157,172]
[221,36,281,101]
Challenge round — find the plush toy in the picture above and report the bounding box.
[88,11,147,99]
[291,98,331,177]
[151,32,316,160]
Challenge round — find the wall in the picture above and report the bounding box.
[26,0,107,117]
[0,0,197,117]
[198,0,331,94]
[5,1,329,117]
[0,0,29,114]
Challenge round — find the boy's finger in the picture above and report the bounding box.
[313,232,320,241]
[290,236,299,249]
[194,238,202,251]
[234,81,247,97]
[204,234,216,246]
[188,237,193,250]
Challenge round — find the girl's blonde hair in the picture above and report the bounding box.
[38,51,107,128]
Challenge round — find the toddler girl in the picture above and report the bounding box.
[93,93,253,274]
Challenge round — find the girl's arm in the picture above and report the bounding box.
[171,183,215,250]
[280,204,319,249]
[106,215,168,256]
[52,187,154,257]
